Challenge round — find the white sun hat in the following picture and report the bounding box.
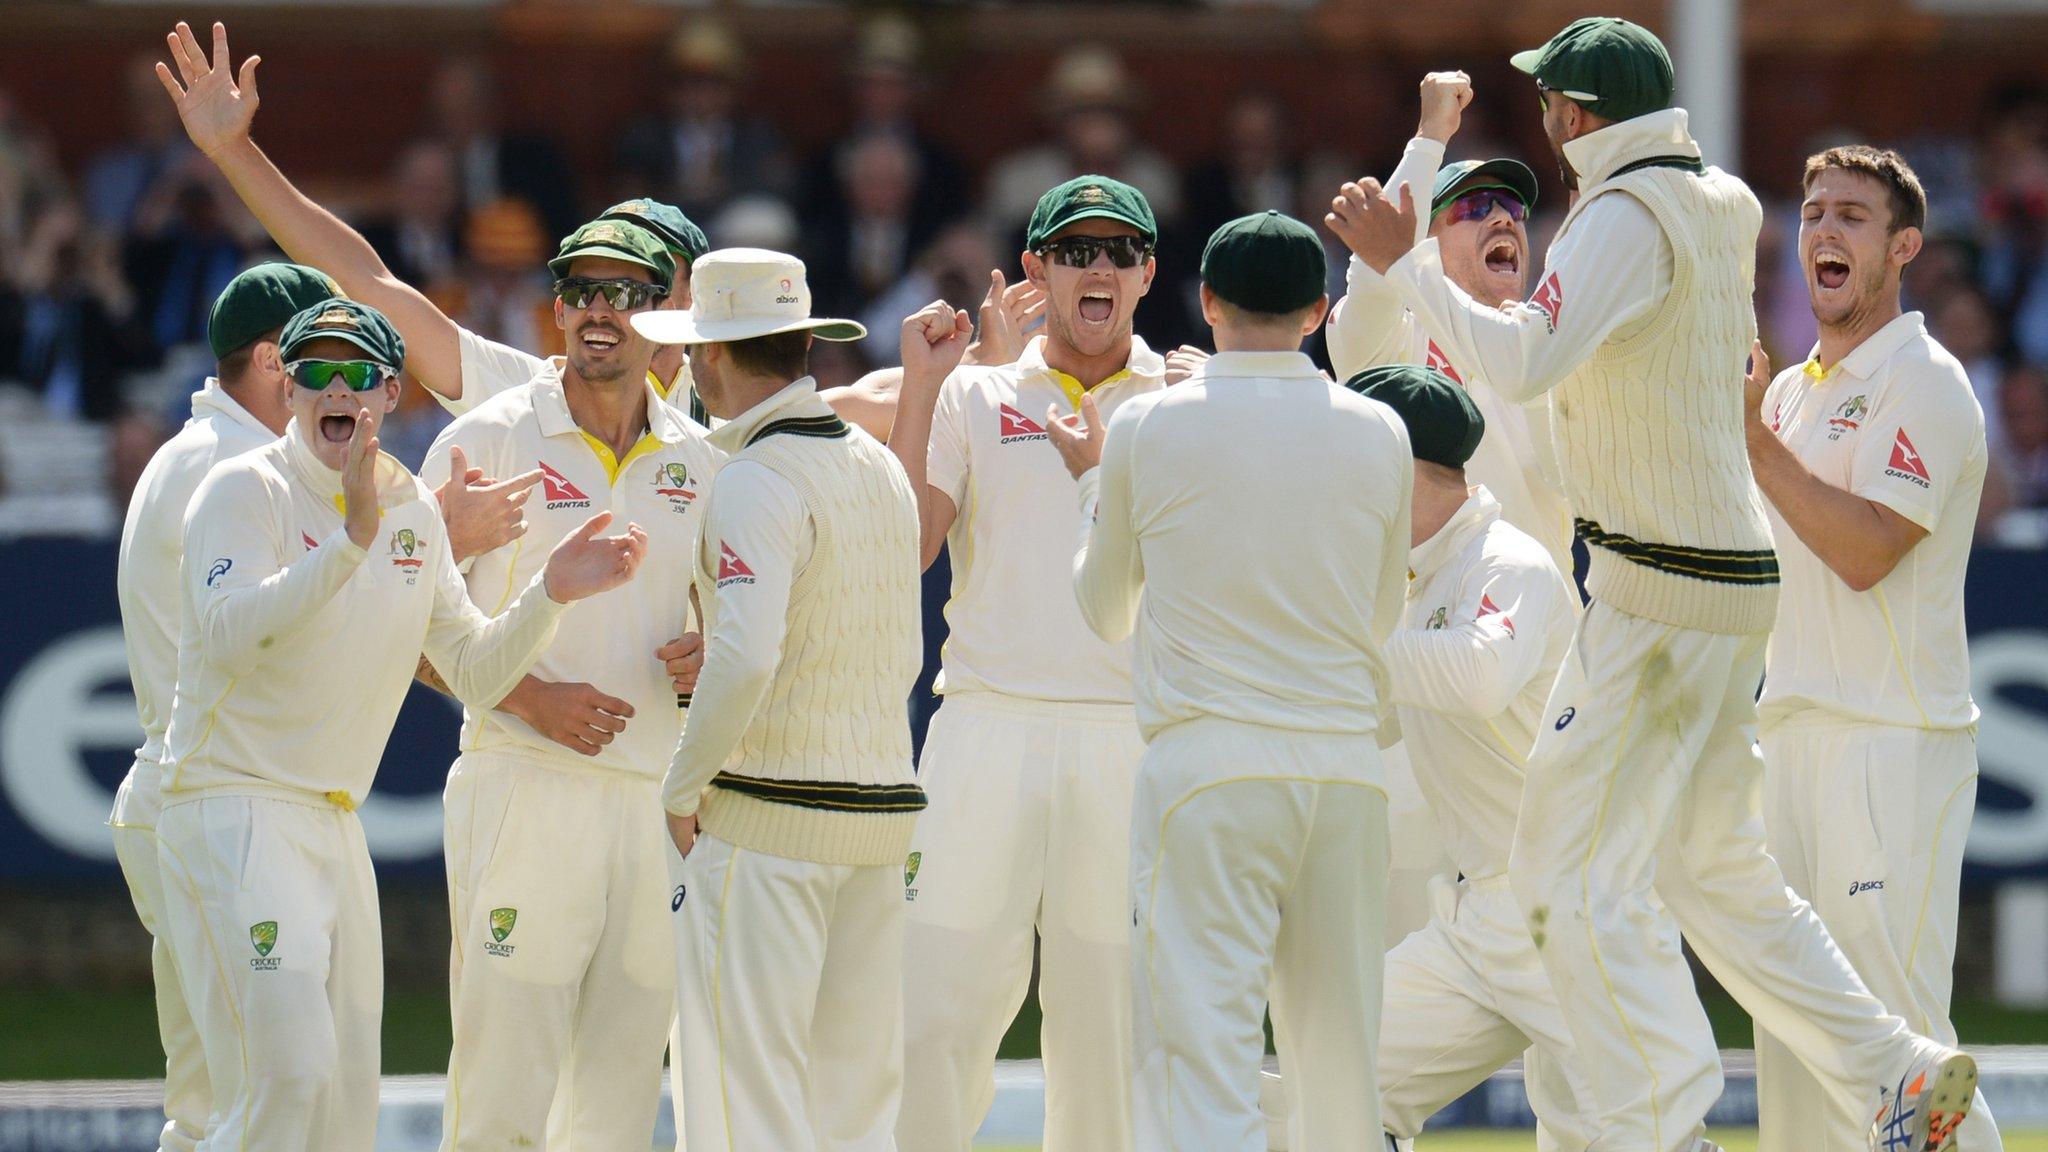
[630,247,867,345]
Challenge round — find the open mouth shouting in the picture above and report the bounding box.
[1484,237,1521,277]
[1077,288,1115,327]
[1813,249,1852,293]
[318,410,358,445]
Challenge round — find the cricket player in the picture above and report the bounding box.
[1747,146,2001,1152]
[416,221,719,1152]
[154,298,646,1152]
[112,262,341,1152]
[1255,364,1596,1152]
[1332,20,1976,1152]
[1049,209,1411,1152]
[885,175,1165,1152]
[635,248,923,1151]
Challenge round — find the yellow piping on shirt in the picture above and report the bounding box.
[581,429,664,487]
[1872,587,1932,729]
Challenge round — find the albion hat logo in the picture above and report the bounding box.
[313,306,359,330]
[1077,184,1109,204]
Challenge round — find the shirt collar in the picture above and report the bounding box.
[1803,311,1926,383]
[532,365,687,445]
[1016,334,1167,411]
[708,377,834,454]
[188,376,273,435]
[1563,107,1702,191]
[1198,351,1328,381]
[1408,486,1501,584]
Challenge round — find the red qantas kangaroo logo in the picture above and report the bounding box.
[716,542,755,587]
[538,461,591,508]
[1886,429,1931,488]
[998,403,1049,444]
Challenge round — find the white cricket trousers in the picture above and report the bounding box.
[156,794,382,1152]
[898,692,1145,1152]
[1132,716,1387,1152]
[1510,601,1928,1152]
[111,765,212,1152]
[438,750,674,1152]
[1759,719,2001,1152]
[1381,741,1453,949]
[670,830,906,1151]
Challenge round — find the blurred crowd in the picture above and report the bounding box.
[0,17,2045,544]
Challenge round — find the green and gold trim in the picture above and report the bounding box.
[1575,517,1779,585]
[710,771,927,813]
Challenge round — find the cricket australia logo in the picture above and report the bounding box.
[485,907,518,957]
[904,851,922,903]
[1426,606,1449,630]
[653,461,698,512]
[998,403,1048,445]
[1827,394,1869,441]
[249,921,279,970]
[389,527,424,582]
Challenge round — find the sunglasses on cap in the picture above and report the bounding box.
[1535,78,1600,112]
[1035,235,1153,270]
[553,277,669,311]
[286,359,396,392]
[1434,188,1529,226]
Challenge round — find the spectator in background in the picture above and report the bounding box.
[0,200,158,421]
[123,154,264,355]
[422,56,579,239]
[1975,93,2048,365]
[1929,284,2011,456]
[0,91,69,253]
[860,220,1006,366]
[614,21,796,223]
[83,55,195,236]
[804,133,932,319]
[803,15,969,239]
[445,198,555,359]
[2003,364,2048,507]
[983,45,1183,239]
[1184,92,1305,239]
[360,141,464,292]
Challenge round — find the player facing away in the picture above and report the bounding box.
[1256,365,1598,1152]
[111,263,340,1152]
[1334,18,1977,1152]
[415,221,721,1151]
[637,249,925,1152]
[1746,146,2001,1152]
[1047,211,1411,1152]
[886,176,1165,1152]
[153,299,647,1152]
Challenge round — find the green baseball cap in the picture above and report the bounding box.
[547,219,678,285]
[600,199,710,264]
[1200,211,1327,315]
[1511,16,1675,124]
[1431,158,1541,214]
[279,298,407,370]
[207,262,344,360]
[1026,175,1157,250]
[1344,363,1484,470]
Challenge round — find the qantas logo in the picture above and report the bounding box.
[716,542,755,587]
[302,532,320,550]
[1885,429,1931,489]
[1529,272,1563,334]
[998,403,1048,445]
[1424,341,1465,384]
[1478,593,1515,638]
[538,461,592,509]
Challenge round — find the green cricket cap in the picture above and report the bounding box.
[279,298,406,370]
[1431,158,1541,214]
[1511,16,1675,124]
[1026,175,1157,250]
[547,219,678,285]
[1344,363,1484,470]
[207,262,344,360]
[600,199,710,264]
[1200,210,1327,315]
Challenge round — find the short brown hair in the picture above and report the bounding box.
[1802,145,1927,233]
[217,326,283,383]
[721,331,812,380]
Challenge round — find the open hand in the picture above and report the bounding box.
[1045,392,1107,480]
[436,445,542,562]
[341,407,380,549]
[156,22,260,158]
[963,270,1046,367]
[542,512,648,602]
[1327,177,1420,276]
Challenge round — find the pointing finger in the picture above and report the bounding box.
[486,469,544,494]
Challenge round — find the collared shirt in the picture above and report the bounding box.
[1326,136,1577,579]
[1758,312,1986,730]
[928,334,1166,703]
[163,427,564,806]
[422,365,722,778]
[1073,349,1412,743]
[1389,488,1576,878]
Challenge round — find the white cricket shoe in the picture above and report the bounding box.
[1869,1047,1978,1152]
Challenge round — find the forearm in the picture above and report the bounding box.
[1383,629,1516,718]
[200,528,367,675]
[426,573,567,710]
[663,643,776,817]
[886,378,948,569]
[1071,467,1142,643]
[1748,427,1909,589]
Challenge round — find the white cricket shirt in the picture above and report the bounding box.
[162,425,567,807]
[1073,350,1412,742]
[927,335,1165,703]
[1757,312,1986,731]
[113,380,278,829]
[422,365,722,778]
[1389,487,1576,879]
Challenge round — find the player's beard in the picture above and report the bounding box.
[1044,300,1131,360]
[1811,260,1894,337]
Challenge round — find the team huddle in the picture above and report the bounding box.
[109,13,1997,1152]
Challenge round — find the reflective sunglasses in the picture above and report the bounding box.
[285,359,396,392]
[1434,188,1529,226]
[1035,235,1152,270]
[553,277,669,311]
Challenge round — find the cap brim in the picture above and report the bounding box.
[1034,208,1157,246]
[1510,48,1543,75]
[632,311,867,346]
[548,244,667,279]
[1434,159,1541,212]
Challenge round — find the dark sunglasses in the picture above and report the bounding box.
[285,359,395,392]
[1435,189,1529,226]
[1035,235,1153,270]
[553,277,668,311]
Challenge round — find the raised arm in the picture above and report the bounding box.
[888,301,973,570]
[157,21,466,399]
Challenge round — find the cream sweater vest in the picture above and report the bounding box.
[695,410,926,866]
[1550,139,1779,635]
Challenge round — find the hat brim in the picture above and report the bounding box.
[1433,159,1541,213]
[1031,207,1157,248]
[283,329,400,369]
[632,311,867,346]
[1510,48,1543,75]
[548,244,669,280]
